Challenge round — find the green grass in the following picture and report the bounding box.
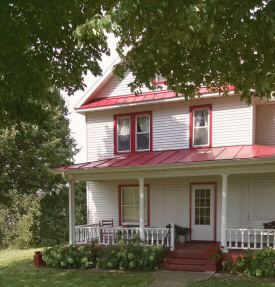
[187,277,275,287]
[0,248,154,287]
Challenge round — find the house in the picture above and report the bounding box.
[52,58,275,270]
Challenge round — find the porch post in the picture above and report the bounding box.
[69,181,75,245]
[221,174,229,252]
[138,178,145,241]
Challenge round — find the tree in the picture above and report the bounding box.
[76,0,275,104]
[0,88,76,201]
[0,0,116,126]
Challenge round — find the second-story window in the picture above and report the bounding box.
[190,104,212,148]
[136,115,150,150]
[114,111,152,154]
[117,117,131,152]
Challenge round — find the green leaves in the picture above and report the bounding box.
[75,0,275,103]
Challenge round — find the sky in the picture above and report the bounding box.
[62,34,118,164]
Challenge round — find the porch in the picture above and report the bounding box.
[51,145,275,253]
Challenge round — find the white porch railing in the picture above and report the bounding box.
[75,223,175,250]
[227,229,275,249]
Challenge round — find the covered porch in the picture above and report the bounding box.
[52,145,275,253]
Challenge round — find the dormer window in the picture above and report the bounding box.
[114,111,152,154]
[190,104,212,148]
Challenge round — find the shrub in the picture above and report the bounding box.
[42,242,99,269]
[228,247,275,277]
[42,235,164,271]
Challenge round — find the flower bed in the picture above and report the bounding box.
[42,235,164,271]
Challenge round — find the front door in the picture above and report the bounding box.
[191,184,215,241]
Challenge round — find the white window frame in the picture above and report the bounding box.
[135,114,150,151]
[116,116,131,153]
[121,187,147,225]
[192,108,210,148]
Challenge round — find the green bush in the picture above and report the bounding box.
[42,242,99,269]
[228,247,275,277]
[42,235,164,271]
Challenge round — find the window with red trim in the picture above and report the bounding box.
[114,111,152,154]
[118,185,150,226]
[189,104,212,148]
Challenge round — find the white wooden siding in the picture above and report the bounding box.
[86,96,253,161]
[256,104,275,146]
[227,174,275,230]
[86,174,275,242]
[212,97,252,147]
[94,71,156,99]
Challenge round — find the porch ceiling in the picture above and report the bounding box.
[51,145,275,181]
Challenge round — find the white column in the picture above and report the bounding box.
[221,174,229,252]
[138,178,145,241]
[69,181,75,245]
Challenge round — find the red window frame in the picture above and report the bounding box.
[113,111,152,155]
[189,104,212,149]
[118,184,150,227]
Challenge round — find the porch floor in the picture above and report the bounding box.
[164,241,219,272]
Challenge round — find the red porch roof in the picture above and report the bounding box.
[77,86,235,109]
[53,145,275,171]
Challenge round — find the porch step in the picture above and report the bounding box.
[164,258,208,266]
[164,263,217,272]
[165,250,206,259]
[164,243,218,272]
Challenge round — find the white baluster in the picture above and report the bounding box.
[162,230,164,245]
[146,229,149,244]
[107,229,110,245]
[247,230,250,248]
[157,230,159,244]
[151,229,154,245]
[267,230,270,246]
[254,230,257,249]
[260,231,263,248]
[235,230,238,248]
[229,230,232,248]
[85,228,87,243]
[241,231,244,249]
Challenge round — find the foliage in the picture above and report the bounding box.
[43,243,98,269]
[228,247,275,277]
[174,225,190,236]
[0,89,76,201]
[204,244,224,260]
[76,0,275,104]
[0,182,87,249]
[42,235,164,271]
[0,0,118,126]
[0,248,153,287]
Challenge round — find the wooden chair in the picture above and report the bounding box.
[101,219,114,243]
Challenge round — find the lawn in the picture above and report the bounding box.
[187,276,275,287]
[0,248,153,287]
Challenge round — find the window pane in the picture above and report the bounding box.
[195,208,199,216]
[206,208,210,216]
[205,217,210,225]
[118,135,130,151]
[205,199,210,207]
[123,206,139,222]
[122,188,134,205]
[194,110,208,127]
[133,188,139,205]
[195,216,199,225]
[206,189,210,197]
[195,189,200,198]
[194,127,209,146]
[200,189,205,198]
[137,133,149,150]
[137,116,149,133]
[118,118,130,135]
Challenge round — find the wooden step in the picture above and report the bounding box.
[165,251,206,259]
[164,263,217,272]
[164,258,208,266]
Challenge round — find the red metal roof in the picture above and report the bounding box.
[53,145,275,171]
[77,86,235,109]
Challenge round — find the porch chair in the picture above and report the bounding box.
[101,219,114,243]
[263,221,275,229]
